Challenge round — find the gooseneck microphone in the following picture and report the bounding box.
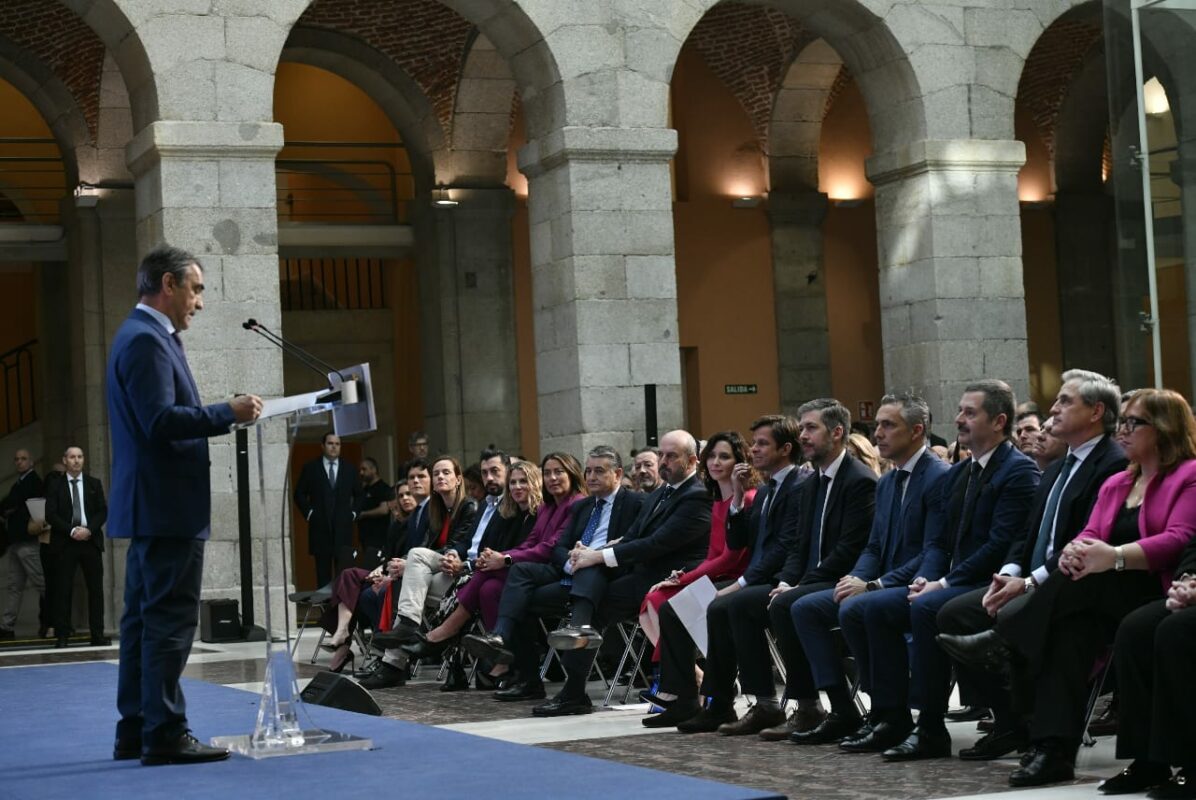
[242,318,346,386]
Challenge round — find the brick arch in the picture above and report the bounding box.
[683,0,925,154]
[56,0,156,131]
[769,38,843,192]
[282,26,449,193]
[0,36,92,187]
[445,32,518,187]
[288,0,561,141]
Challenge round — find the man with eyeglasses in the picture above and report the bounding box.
[937,370,1126,760]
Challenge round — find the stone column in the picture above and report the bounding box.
[867,140,1030,433]
[123,120,290,633]
[412,187,521,459]
[769,191,832,415]
[1054,191,1118,377]
[519,127,681,457]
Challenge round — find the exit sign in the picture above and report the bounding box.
[724,384,758,395]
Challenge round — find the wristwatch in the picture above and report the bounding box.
[1114,546,1126,572]
[1024,575,1037,592]
[865,579,882,592]
[503,554,513,567]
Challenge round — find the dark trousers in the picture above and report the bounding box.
[313,545,356,588]
[116,537,205,747]
[789,587,851,691]
[998,569,1161,749]
[1114,599,1196,766]
[496,561,569,681]
[655,578,736,700]
[39,543,55,632]
[54,540,105,637]
[938,586,1017,722]
[559,565,655,698]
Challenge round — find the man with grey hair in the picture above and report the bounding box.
[465,444,646,702]
[937,368,1126,764]
[528,430,712,716]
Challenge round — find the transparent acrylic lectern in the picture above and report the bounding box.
[211,365,378,758]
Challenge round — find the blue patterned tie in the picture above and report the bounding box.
[562,498,605,587]
[1030,454,1077,570]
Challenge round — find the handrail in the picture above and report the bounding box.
[277,157,404,224]
[0,138,65,224]
[0,339,38,438]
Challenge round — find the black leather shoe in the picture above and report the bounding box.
[140,732,230,766]
[936,630,1012,673]
[642,699,702,728]
[639,689,674,708]
[959,728,1029,761]
[401,636,450,661]
[359,662,407,690]
[113,738,142,761]
[1148,769,1194,799]
[547,624,603,651]
[463,633,514,665]
[789,711,864,745]
[55,636,69,649]
[946,705,992,723]
[1009,749,1075,787]
[676,705,738,734]
[371,620,422,649]
[882,725,952,761]
[494,680,547,701]
[441,666,469,692]
[532,692,593,717]
[90,635,113,647]
[1100,762,1172,795]
[840,720,913,753]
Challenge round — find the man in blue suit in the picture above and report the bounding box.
[839,380,1039,761]
[787,393,949,748]
[106,246,262,766]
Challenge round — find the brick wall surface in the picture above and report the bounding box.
[687,1,811,147]
[0,0,105,139]
[1017,19,1102,156]
[297,0,474,133]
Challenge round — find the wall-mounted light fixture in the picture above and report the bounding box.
[831,198,865,208]
[432,187,458,207]
[731,196,761,209]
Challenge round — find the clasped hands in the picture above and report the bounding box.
[439,551,464,576]
[476,548,507,572]
[369,557,404,586]
[569,542,605,571]
[1058,538,1115,579]
[69,526,92,541]
[1166,574,1196,613]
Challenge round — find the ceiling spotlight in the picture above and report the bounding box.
[731,196,760,209]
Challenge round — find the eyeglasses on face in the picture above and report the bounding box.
[1116,415,1152,433]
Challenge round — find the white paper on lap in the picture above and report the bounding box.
[669,575,718,657]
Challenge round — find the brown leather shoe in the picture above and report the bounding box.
[718,703,786,736]
[759,706,826,741]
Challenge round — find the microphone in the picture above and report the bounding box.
[242,318,347,386]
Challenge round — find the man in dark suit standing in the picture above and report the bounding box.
[937,370,1125,761]
[0,448,45,639]
[533,432,711,716]
[684,400,876,736]
[106,245,261,765]
[848,380,1039,762]
[643,414,808,730]
[294,431,363,587]
[45,446,109,647]
[464,445,645,701]
[788,394,949,749]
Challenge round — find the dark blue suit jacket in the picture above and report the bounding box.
[921,440,1040,586]
[853,449,950,583]
[726,465,809,587]
[105,308,235,540]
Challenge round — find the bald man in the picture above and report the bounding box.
[532,430,713,717]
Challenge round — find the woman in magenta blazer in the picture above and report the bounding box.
[403,452,586,656]
[996,388,1196,788]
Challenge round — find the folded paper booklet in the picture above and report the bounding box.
[668,574,718,657]
[24,498,45,524]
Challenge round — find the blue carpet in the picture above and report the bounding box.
[0,662,783,800]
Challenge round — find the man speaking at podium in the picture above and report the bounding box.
[106,246,263,766]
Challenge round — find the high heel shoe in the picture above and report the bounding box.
[400,635,452,661]
[329,644,354,673]
[319,636,349,653]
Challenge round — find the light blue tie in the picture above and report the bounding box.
[1030,454,1077,570]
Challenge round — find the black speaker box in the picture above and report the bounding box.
[199,599,241,643]
[300,671,383,716]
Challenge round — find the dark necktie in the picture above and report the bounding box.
[562,498,606,587]
[1030,454,1077,570]
[651,485,675,517]
[327,460,337,486]
[952,460,984,564]
[70,478,83,527]
[747,479,778,572]
[809,475,832,567]
[882,470,910,569]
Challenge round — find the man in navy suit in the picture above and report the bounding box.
[844,380,1039,761]
[106,246,262,766]
[293,431,363,587]
[788,394,949,749]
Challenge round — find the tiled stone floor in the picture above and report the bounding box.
[1,639,1124,800]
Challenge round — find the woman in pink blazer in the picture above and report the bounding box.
[996,388,1196,788]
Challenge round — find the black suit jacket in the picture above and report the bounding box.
[551,489,646,571]
[486,508,535,554]
[293,457,363,555]
[1,470,44,548]
[728,465,809,587]
[422,498,479,553]
[1006,435,1127,575]
[610,473,712,578]
[779,452,877,586]
[45,473,108,551]
[450,498,507,561]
